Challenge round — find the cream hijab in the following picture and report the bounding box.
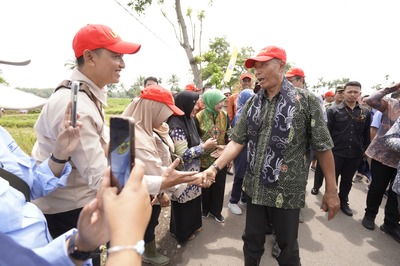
[122,98,173,153]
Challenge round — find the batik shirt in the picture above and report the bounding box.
[169,127,203,203]
[196,109,229,169]
[230,87,333,209]
[365,97,400,168]
[383,117,400,195]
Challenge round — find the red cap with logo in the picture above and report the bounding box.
[185,84,201,92]
[240,73,253,81]
[72,24,141,58]
[140,85,184,115]
[285,68,305,78]
[245,46,286,68]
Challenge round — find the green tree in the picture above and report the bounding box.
[200,36,254,89]
[166,74,180,91]
[127,0,213,88]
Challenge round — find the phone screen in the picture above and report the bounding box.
[71,81,79,128]
[109,116,135,192]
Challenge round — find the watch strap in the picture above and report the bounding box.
[67,231,101,261]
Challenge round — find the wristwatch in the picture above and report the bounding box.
[67,231,101,261]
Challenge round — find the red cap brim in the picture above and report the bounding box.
[245,56,274,68]
[168,104,184,116]
[106,41,141,55]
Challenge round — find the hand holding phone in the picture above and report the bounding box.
[71,81,79,128]
[109,116,135,192]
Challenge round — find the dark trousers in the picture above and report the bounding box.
[242,194,300,266]
[333,154,362,203]
[45,208,82,238]
[144,204,162,243]
[201,166,227,216]
[365,159,399,227]
[230,175,245,204]
[45,208,102,266]
[397,194,400,215]
[312,161,324,191]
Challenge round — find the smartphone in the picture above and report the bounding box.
[109,116,135,192]
[71,81,79,128]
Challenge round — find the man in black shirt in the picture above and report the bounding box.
[327,81,371,216]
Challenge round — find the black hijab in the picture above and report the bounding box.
[167,91,200,148]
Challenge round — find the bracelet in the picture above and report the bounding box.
[108,240,145,255]
[50,153,71,164]
[211,162,221,172]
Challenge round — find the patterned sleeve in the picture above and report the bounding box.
[309,93,334,151]
[169,127,204,162]
[383,117,400,152]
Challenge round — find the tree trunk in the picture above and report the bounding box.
[175,0,202,89]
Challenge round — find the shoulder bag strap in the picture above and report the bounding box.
[54,80,104,122]
[0,168,30,202]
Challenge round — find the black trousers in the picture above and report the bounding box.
[365,159,399,227]
[242,194,301,266]
[201,166,227,216]
[45,208,102,266]
[333,154,362,203]
[144,204,162,243]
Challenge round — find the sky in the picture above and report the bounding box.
[1,0,400,95]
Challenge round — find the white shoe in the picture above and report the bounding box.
[228,203,242,215]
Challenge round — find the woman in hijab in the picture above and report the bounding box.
[167,91,217,243]
[122,85,200,265]
[195,89,230,223]
[228,89,255,216]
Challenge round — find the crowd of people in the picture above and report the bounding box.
[0,23,399,266]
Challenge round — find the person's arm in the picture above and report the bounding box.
[365,83,400,112]
[203,140,244,183]
[383,117,400,152]
[103,160,151,266]
[46,101,83,177]
[7,102,82,199]
[135,148,197,193]
[315,149,340,220]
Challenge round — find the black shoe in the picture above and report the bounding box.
[380,224,400,244]
[202,211,209,218]
[311,188,319,195]
[227,170,233,175]
[340,203,353,216]
[210,213,225,223]
[361,215,375,230]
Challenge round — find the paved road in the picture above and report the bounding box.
[151,171,399,266]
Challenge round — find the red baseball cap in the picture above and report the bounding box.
[245,46,286,68]
[72,24,141,58]
[185,84,201,92]
[240,73,252,80]
[139,84,184,116]
[324,91,335,98]
[285,68,305,78]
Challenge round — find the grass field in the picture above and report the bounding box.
[1,98,132,154]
